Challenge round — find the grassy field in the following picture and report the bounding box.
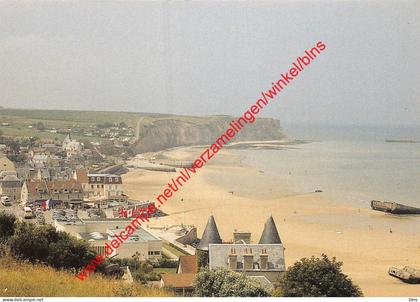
[0,257,170,297]
[0,108,142,141]
[162,242,188,258]
[0,107,232,141]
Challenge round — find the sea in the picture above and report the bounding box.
[236,124,420,209]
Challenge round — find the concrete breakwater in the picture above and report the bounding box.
[157,160,194,168]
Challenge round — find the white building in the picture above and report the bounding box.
[54,218,162,260]
[73,169,125,202]
[62,134,83,158]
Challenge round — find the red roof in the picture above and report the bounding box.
[177,255,198,274]
[75,169,88,183]
[26,180,82,194]
[161,273,196,289]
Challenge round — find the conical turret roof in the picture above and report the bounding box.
[197,215,222,250]
[259,216,282,244]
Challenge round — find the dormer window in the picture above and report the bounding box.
[96,177,101,181]
[90,177,95,182]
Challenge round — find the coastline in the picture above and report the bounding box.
[122,145,420,296]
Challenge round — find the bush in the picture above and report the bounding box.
[9,222,96,270]
[153,258,178,268]
[133,270,161,284]
[194,268,270,297]
[0,212,17,242]
[196,249,208,269]
[277,254,363,297]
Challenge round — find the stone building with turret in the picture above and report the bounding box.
[196,215,285,287]
[196,215,223,268]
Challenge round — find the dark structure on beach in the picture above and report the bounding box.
[371,200,420,214]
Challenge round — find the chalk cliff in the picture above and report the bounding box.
[134,116,285,152]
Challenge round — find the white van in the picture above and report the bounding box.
[1,196,11,206]
[24,207,33,219]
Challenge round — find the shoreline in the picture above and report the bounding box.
[122,145,420,296]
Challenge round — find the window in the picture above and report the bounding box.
[101,184,104,188]
[91,185,94,189]
[96,177,101,181]
[90,177,95,182]
[97,185,100,188]
[96,246,105,256]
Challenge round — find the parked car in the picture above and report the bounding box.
[24,207,34,219]
[1,196,12,206]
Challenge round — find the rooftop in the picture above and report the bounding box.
[79,232,109,241]
[197,215,222,251]
[161,273,196,289]
[108,227,161,243]
[259,216,282,244]
[177,255,198,274]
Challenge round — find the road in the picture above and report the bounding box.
[134,117,145,142]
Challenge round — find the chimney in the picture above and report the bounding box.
[243,247,254,270]
[260,248,268,270]
[228,247,237,270]
[233,231,251,244]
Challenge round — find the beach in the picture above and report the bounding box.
[123,146,420,297]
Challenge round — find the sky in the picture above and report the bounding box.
[0,0,419,126]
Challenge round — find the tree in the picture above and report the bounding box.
[9,221,96,270]
[0,212,17,242]
[277,254,363,297]
[47,232,96,270]
[194,268,270,297]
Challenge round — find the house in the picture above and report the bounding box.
[28,147,50,158]
[196,215,285,287]
[159,252,199,296]
[160,273,196,296]
[0,172,21,202]
[74,169,125,202]
[73,169,89,191]
[0,156,16,173]
[42,143,60,153]
[62,134,83,158]
[54,218,162,260]
[177,255,198,274]
[16,167,37,181]
[21,179,83,204]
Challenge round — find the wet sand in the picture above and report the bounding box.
[123,146,420,297]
